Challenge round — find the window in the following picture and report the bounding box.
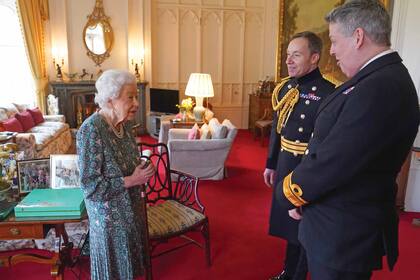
[0,0,35,106]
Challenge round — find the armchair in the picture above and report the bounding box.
[138,142,211,280]
[167,119,237,180]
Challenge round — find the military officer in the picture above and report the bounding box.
[277,1,419,280]
[263,31,335,280]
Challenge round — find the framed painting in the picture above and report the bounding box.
[50,154,80,189]
[17,158,50,194]
[275,0,393,84]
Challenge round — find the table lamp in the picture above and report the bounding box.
[185,73,214,121]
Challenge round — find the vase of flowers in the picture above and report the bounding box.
[176,97,195,121]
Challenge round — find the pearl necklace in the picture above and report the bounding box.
[99,111,124,139]
[110,123,124,139]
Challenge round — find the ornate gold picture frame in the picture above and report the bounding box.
[275,0,393,84]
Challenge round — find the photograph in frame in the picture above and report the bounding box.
[50,154,80,189]
[17,158,50,195]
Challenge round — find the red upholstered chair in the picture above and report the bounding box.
[137,142,211,280]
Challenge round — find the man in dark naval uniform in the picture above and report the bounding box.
[277,1,419,280]
[263,31,335,280]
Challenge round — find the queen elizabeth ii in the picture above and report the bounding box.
[76,69,154,280]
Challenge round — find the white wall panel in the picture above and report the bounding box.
[244,12,263,83]
[151,1,274,128]
[202,0,221,6]
[222,12,243,83]
[224,0,245,7]
[202,11,222,104]
[180,9,200,82]
[155,8,178,82]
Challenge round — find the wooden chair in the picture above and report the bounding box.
[254,108,273,146]
[137,142,211,280]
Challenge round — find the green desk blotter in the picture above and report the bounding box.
[15,188,85,218]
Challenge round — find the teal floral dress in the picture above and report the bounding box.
[76,113,144,280]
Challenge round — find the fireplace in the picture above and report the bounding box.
[49,81,147,134]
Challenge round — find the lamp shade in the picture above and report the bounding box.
[185,73,214,98]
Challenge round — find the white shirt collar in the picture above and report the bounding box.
[360,49,395,70]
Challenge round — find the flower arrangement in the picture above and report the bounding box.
[176,97,195,113]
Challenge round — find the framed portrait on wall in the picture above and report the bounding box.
[275,0,393,84]
[17,158,50,195]
[50,154,80,189]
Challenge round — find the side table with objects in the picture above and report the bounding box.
[0,188,88,279]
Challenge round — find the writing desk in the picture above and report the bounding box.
[0,212,87,280]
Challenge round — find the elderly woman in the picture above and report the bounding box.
[76,69,154,280]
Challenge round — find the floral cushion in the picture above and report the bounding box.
[147,200,205,238]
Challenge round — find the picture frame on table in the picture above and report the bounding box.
[50,154,80,189]
[17,158,50,195]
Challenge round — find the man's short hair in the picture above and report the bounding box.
[291,31,323,56]
[325,0,391,46]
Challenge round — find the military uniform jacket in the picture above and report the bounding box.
[277,52,420,271]
[266,68,335,241]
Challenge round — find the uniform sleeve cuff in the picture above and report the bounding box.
[276,172,308,208]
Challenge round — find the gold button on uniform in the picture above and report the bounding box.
[305,149,309,155]
[295,140,300,144]
[300,114,305,119]
[312,86,317,91]
[305,100,310,105]
[298,127,303,132]
[311,132,314,138]
[288,84,292,89]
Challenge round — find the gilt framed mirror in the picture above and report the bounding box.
[83,0,114,66]
[275,0,393,85]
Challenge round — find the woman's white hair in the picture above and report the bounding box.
[94,69,136,108]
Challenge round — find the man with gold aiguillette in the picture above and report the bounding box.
[263,31,335,280]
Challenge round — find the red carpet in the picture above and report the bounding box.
[1,130,419,279]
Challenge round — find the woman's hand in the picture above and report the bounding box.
[124,160,155,188]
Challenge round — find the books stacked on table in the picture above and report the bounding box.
[14,188,85,220]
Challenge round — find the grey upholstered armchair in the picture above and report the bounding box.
[167,119,237,180]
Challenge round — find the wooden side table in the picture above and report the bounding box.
[170,120,204,129]
[0,212,87,279]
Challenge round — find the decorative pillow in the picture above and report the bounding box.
[208,118,228,139]
[12,103,30,113]
[0,105,18,118]
[15,111,35,131]
[200,123,211,140]
[187,123,200,140]
[27,108,45,125]
[1,117,24,133]
[204,109,214,122]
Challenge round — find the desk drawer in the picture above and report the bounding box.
[0,224,44,240]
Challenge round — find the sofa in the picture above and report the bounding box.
[0,103,72,159]
[167,118,237,180]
